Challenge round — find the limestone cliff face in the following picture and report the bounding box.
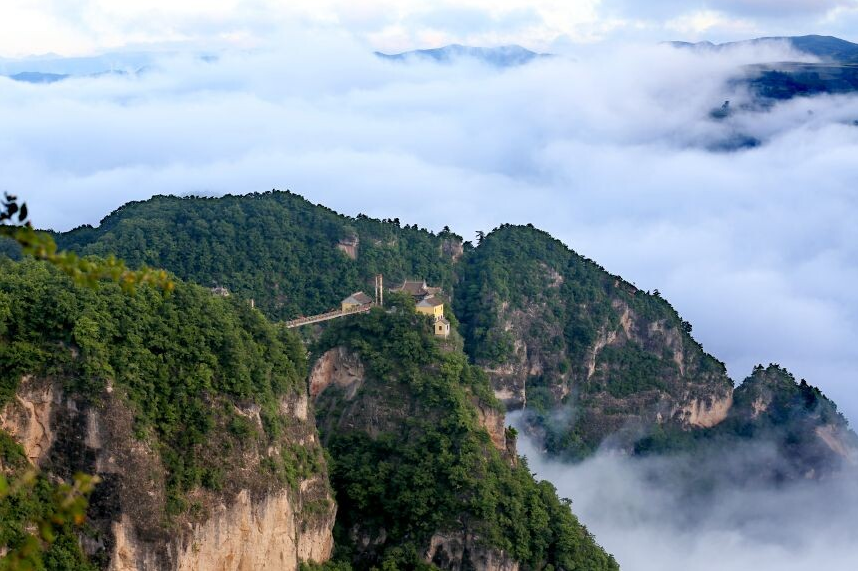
[309,346,364,400]
[336,235,359,260]
[441,238,464,262]
[1,376,335,571]
[0,375,55,466]
[483,288,733,453]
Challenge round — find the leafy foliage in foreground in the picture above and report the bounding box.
[1,192,172,294]
[313,304,617,571]
[0,434,98,571]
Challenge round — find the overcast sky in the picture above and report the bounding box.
[1,0,858,57]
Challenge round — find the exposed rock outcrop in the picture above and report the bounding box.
[1,375,56,466]
[2,375,335,571]
[426,532,519,571]
[309,347,364,400]
[677,393,733,428]
[441,238,464,262]
[336,235,359,260]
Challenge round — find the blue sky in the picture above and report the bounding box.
[1,0,857,57]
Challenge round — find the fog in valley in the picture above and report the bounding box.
[513,411,858,570]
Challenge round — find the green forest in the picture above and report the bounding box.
[0,259,321,568]
[56,191,460,320]
[312,300,617,571]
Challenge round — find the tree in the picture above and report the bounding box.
[1,193,172,293]
[1,193,173,570]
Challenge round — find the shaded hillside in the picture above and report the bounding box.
[741,62,858,100]
[309,296,617,571]
[634,365,858,486]
[455,224,733,459]
[0,259,334,569]
[56,191,461,321]
[672,35,858,102]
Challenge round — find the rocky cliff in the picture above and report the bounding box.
[0,261,335,570]
[456,225,734,458]
[2,376,334,571]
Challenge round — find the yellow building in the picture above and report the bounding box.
[416,295,444,319]
[434,316,451,338]
[341,291,373,312]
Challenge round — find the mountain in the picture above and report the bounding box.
[0,255,617,570]
[0,259,335,568]
[0,51,156,76]
[455,224,857,476]
[7,71,69,84]
[0,51,207,84]
[310,296,616,570]
[375,44,550,67]
[672,35,858,102]
[55,192,462,321]
[456,224,733,457]
[670,35,858,62]
[52,191,857,471]
[4,189,856,568]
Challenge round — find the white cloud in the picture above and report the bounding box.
[1,36,857,425]
[4,0,855,58]
[516,424,858,571]
[665,10,757,37]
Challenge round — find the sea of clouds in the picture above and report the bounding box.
[514,413,858,571]
[0,34,857,427]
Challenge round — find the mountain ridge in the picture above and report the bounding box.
[45,190,858,472]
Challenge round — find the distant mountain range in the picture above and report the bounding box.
[375,44,551,67]
[672,35,858,102]
[0,51,206,84]
[670,35,858,63]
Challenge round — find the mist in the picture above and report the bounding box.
[513,412,858,571]
[1,35,857,422]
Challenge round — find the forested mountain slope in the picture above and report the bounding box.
[45,191,858,474]
[0,260,334,569]
[308,295,617,570]
[56,191,462,321]
[454,225,857,475]
[455,224,734,459]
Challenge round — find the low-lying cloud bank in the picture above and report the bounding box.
[0,35,856,420]
[514,414,858,571]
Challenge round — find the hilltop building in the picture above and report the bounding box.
[416,295,445,320]
[434,316,451,339]
[391,279,441,299]
[210,286,230,297]
[341,291,373,312]
[392,279,449,338]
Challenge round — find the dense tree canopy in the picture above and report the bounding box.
[56,191,459,320]
[312,304,618,571]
